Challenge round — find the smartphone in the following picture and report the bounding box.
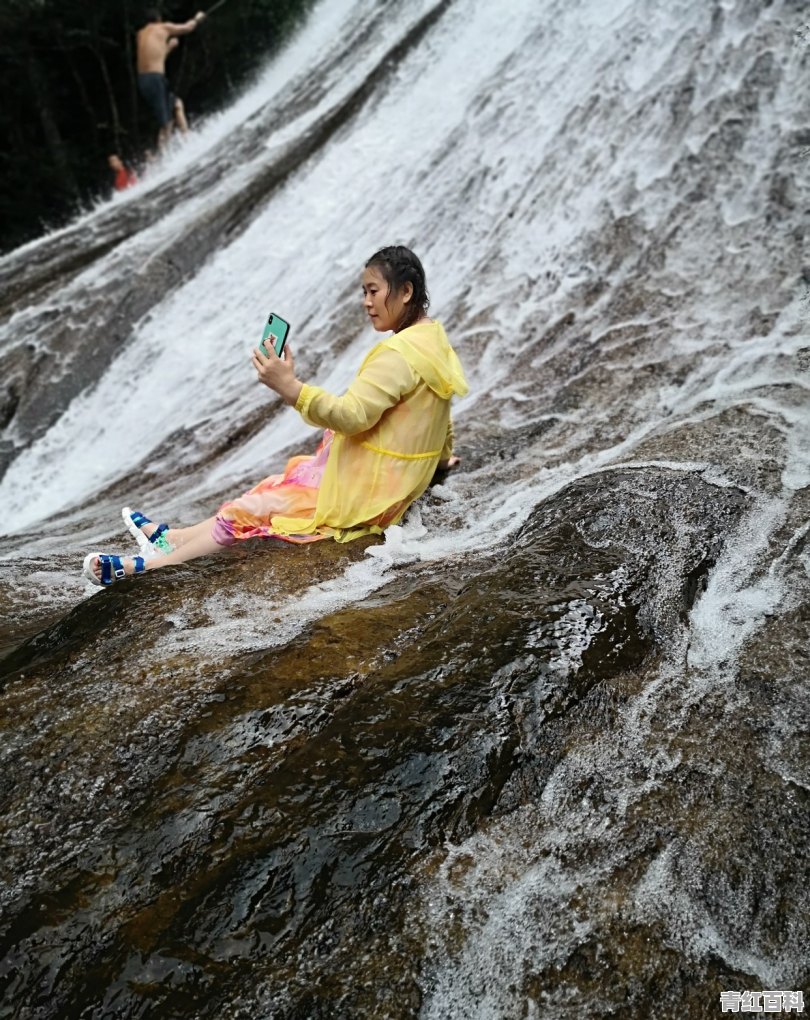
[259,312,291,357]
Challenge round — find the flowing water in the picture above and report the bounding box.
[0,0,808,1017]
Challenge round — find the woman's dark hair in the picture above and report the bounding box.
[144,8,162,23]
[365,245,429,332]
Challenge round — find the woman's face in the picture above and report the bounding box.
[362,266,411,332]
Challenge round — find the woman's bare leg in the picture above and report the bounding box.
[164,517,218,548]
[144,528,222,570]
[89,521,224,581]
[135,516,217,549]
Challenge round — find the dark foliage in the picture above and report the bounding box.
[0,0,312,254]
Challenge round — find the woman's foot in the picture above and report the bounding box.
[82,552,147,587]
[122,507,174,554]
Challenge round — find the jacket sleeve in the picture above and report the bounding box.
[294,346,418,436]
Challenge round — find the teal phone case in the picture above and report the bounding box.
[260,312,290,357]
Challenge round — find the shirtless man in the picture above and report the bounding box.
[137,8,206,150]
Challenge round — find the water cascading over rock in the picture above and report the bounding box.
[0,0,808,1017]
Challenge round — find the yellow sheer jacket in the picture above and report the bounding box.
[271,320,468,543]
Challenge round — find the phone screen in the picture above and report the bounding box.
[259,312,291,357]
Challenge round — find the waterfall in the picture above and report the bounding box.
[1,0,807,1017]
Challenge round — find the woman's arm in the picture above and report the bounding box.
[298,347,418,434]
[252,344,417,435]
[436,418,460,468]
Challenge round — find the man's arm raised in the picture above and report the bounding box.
[164,11,206,36]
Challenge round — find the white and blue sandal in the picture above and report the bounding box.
[122,507,174,555]
[82,552,146,587]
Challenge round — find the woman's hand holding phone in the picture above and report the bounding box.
[252,343,302,407]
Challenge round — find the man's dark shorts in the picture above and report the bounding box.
[138,72,175,128]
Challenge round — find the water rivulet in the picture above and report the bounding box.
[0,1,808,1017]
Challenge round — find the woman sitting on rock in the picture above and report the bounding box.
[83,245,468,586]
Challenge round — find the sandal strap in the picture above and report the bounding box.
[98,554,145,584]
[99,554,121,585]
[150,523,169,544]
[129,510,152,528]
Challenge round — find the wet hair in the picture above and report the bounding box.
[365,245,429,332]
[144,8,162,23]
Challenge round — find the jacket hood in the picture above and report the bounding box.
[382,321,469,399]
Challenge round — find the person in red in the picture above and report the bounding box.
[108,154,138,191]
